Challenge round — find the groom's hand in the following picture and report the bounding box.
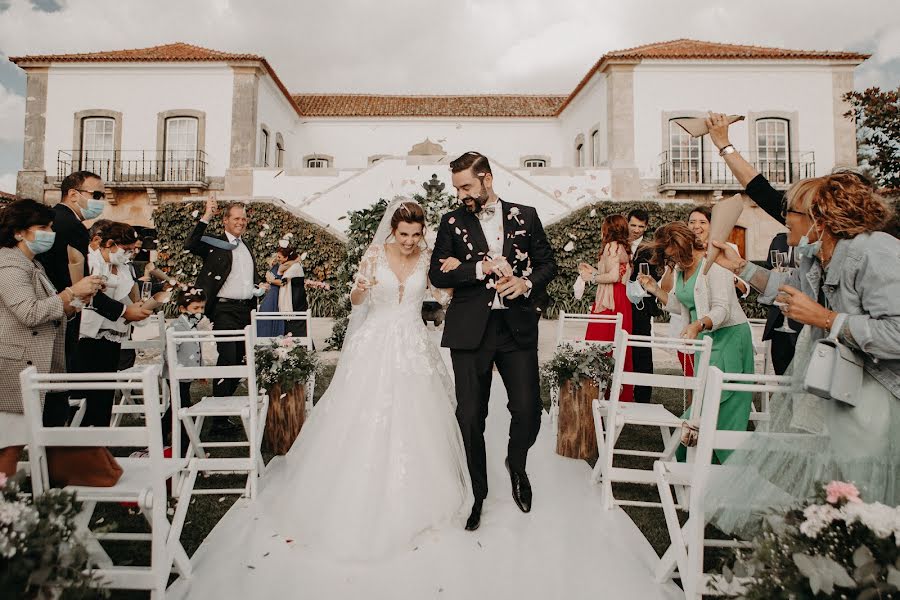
[497,276,529,300]
[439,257,462,273]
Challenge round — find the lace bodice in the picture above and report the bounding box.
[355,244,450,316]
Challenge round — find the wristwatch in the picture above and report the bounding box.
[719,145,736,157]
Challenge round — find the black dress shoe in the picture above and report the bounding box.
[465,500,483,531]
[209,417,242,436]
[505,458,532,513]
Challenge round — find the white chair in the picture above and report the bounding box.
[20,365,197,599]
[591,330,714,510]
[250,309,316,415]
[166,325,268,498]
[112,313,171,427]
[654,367,796,598]
[747,318,773,426]
[549,310,623,422]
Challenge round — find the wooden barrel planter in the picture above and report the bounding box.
[556,377,604,460]
[264,382,307,455]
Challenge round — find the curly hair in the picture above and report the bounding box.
[648,222,705,267]
[600,214,631,257]
[799,174,893,239]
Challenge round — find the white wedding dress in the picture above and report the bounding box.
[261,243,472,560]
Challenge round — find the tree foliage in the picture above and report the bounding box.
[844,86,900,189]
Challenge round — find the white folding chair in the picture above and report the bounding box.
[251,309,316,415]
[21,365,197,599]
[654,367,796,598]
[111,314,171,427]
[166,325,268,498]
[549,310,623,422]
[591,330,714,510]
[747,318,773,426]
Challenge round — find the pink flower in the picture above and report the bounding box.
[0,473,7,487]
[825,481,861,505]
[278,335,295,347]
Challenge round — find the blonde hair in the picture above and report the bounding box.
[792,174,893,239]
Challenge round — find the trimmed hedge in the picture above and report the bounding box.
[152,200,346,317]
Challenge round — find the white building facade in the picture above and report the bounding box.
[12,39,868,259]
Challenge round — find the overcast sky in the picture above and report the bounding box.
[1,0,899,192]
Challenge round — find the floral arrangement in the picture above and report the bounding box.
[714,481,900,598]
[0,473,108,599]
[541,342,615,390]
[255,335,320,390]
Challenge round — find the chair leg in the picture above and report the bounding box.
[75,501,114,568]
[655,463,690,584]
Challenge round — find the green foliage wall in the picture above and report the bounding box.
[152,200,346,316]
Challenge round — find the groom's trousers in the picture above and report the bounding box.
[451,312,542,502]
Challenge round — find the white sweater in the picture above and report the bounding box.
[664,258,748,332]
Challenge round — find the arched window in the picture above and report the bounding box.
[590,129,601,166]
[306,157,330,168]
[81,117,116,180]
[668,119,701,184]
[523,158,546,168]
[576,143,584,167]
[756,118,790,184]
[258,127,270,167]
[275,133,285,169]
[164,117,199,181]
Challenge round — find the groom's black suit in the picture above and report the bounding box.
[429,200,557,502]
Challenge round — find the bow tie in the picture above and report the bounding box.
[476,204,498,220]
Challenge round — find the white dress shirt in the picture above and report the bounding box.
[474,203,507,310]
[217,231,255,300]
[630,235,644,257]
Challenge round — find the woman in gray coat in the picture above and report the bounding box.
[0,199,100,476]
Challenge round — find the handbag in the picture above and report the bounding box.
[47,446,124,487]
[803,313,864,406]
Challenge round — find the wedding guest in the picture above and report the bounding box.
[257,249,287,338]
[638,222,754,462]
[185,198,267,434]
[75,222,140,427]
[0,199,100,475]
[762,233,801,375]
[706,174,900,531]
[276,245,309,339]
[626,209,661,403]
[37,172,151,426]
[163,287,207,455]
[578,214,634,402]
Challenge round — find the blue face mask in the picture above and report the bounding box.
[80,199,105,221]
[24,230,56,255]
[795,224,822,260]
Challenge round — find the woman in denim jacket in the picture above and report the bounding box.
[706,173,899,534]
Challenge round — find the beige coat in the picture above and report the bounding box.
[0,247,67,414]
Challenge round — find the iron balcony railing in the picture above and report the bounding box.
[658,150,815,188]
[57,150,208,185]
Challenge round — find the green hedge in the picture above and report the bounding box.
[152,200,346,317]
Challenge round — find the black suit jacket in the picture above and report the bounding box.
[37,203,124,322]
[184,220,263,316]
[429,200,557,350]
[629,243,663,322]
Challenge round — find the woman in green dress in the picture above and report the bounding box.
[638,222,755,462]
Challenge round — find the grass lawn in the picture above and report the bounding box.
[93,363,733,598]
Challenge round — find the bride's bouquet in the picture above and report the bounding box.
[255,335,320,391]
[714,481,900,598]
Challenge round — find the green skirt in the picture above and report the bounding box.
[676,321,755,463]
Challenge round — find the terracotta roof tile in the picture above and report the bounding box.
[0,190,17,202]
[8,42,263,64]
[293,94,567,118]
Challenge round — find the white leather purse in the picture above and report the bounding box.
[803,313,864,406]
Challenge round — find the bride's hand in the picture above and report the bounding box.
[354,275,375,293]
[439,257,462,272]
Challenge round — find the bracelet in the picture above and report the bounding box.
[824,311,837,331]
[719,144,736,157]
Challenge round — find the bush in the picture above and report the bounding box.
[152,200,346,317]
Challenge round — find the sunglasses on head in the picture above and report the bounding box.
[76,189,106,201]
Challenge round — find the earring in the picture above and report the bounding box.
[15,235,22,241]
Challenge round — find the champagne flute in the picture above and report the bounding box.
[141,281,153,302]
[770,250,781,271]
[639,263,650,277]
[774,254,799,333]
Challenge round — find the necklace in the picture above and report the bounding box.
[387,245,419,302]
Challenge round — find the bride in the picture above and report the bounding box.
[261,199,472,560]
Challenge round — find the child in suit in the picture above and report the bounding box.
[161,288,206,453]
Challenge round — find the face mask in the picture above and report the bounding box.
[795,224,822,260]
[80,199,105,221]
[108,248,128,265]
[122,251,135,263]
[24,230,56,255]
[185,313,203,326]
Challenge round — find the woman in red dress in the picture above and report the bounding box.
[578,214,634,401]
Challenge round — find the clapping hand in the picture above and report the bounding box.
[577,262,597,282]
[496,276,529,300]
[483,256,513,278]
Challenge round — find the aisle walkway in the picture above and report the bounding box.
[168,348,682,600]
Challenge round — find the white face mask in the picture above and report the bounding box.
[795,223,822,260]
[108,248,128,265]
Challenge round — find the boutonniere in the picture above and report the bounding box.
[506,206,524,226]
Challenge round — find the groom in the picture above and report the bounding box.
[429,151,557,531]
